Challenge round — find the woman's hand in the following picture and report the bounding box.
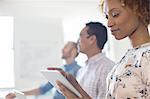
[57,71,91,99]
[5,93,16,99]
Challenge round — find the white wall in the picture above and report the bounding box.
[14,17,64,89]
[0,1,64,90]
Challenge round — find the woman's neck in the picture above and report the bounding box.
[129,25,150,48]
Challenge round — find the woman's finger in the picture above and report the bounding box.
[66,73,91,98]
[57,80,80,99]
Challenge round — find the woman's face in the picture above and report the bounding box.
[105,0,140,40]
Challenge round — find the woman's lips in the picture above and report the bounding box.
[111,29,119,35]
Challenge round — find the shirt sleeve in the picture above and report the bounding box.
[97,63,113,99]
[140,50,150,98]
[39,82,53,95]
[63,64,81,77]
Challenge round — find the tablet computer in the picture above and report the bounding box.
[13,89,26,99]
[40,70,82,98]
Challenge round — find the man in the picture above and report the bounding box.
[76,22,115,99]
[6,41,81,99]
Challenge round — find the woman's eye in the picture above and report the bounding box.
[112,12,119,17]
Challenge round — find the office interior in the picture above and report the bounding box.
[0,0,150,99]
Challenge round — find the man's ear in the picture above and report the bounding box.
[89,35,96,44]
[71,48,76,56]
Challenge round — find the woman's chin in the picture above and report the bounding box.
[114,36,124,40]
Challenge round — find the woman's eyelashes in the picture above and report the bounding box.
[112,11,119,18]
[105,14,108,19]
[105,11,120,20]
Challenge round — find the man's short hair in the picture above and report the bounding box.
[86,22,107,49]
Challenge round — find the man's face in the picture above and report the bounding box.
[79,26,91,54]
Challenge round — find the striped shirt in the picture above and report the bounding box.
[77,53,114,99]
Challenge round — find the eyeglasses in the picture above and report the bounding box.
[77,34,92,45]
[79,33,91,38]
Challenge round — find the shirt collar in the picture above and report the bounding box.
[86,53,105,64]
[64,60,77,68]
[129,42,150,51]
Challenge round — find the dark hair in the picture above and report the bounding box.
[120,0,150,26]
[100,0,150,26]
[86,22,107,49]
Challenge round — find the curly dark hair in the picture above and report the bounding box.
[100,0,150,26]
[121,0,150,26]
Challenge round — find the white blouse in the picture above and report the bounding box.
[106,43,150,99]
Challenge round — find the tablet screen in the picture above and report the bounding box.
[41,70,82,98]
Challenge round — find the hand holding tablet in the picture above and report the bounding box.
[41,69,82,98]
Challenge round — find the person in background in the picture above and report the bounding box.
[76,22,114,99]
[56,0,150,99]
[6,41,81,99]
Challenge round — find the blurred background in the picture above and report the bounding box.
[0,0,149,98]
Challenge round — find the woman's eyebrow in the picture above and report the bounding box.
[104,8,117,15]
[109,8,119,13]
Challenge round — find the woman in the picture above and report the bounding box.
[57,0,150,98]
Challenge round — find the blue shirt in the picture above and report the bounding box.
[39,61,81,99]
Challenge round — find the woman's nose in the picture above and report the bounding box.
[107,18,115,28]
